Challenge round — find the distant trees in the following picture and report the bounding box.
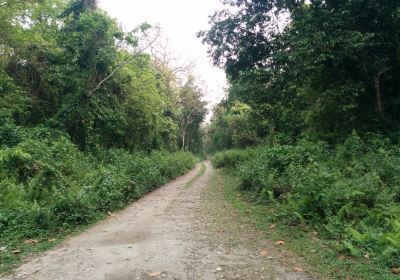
[201,0,400,146]
[176,76,207,152]
[208,101,258,152]
[0,0,207,153]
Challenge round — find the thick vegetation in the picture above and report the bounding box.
[212,134,400,268]
[0,125,196,270]
[202,0,400,146]
[202,0,400,276]
[0,0,204,271]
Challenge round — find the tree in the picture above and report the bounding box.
[176,76,207,151]
[201,0,400,143]
[208,100,258,151]
[54,3,160,149]
[0,0,207,153]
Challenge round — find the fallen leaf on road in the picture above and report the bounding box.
[293,267,304,272]
[275,240,285,245]
[392,267,400,274]
[259,250,269,256]
[108,211,116,217]
[148,272,161,277]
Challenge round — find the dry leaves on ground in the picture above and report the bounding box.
[108,211,116,217]
[338,255,346,261]
[259,250,269,256]
[24,239,39,244]
[293,267,304,272]
[392,267,400,274]
[148,272,161,277]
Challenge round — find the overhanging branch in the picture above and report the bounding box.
[88,28,160,96]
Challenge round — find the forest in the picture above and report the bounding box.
[1,0,400,278]
[0,0,206,270]
[202,0,400,277]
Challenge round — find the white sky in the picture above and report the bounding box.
[99,0,227,117]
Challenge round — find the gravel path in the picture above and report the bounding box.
[1,162,316,280]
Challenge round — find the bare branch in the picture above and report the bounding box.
[88,27,161,96]
[149,30,195,83]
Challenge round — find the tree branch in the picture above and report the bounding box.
[88,28,160,96]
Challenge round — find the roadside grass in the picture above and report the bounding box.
[216,168,398,280]
[0,151,198,275]
[184,162,207,189]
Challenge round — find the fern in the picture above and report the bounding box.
[0,148,32,163]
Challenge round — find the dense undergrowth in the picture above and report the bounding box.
[212,133,400,270]
[0,124,196,271]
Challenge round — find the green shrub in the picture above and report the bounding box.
[0,126,196,250]
[213,132,400,267]
[212,148,259,168]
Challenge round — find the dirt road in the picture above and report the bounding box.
[2,162,315,280]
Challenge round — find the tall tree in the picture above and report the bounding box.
[0,0,207,153]
[201,0,400,142]
[176,76,207,151]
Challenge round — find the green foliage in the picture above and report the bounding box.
[212,147,259,169]
[213,133,400,267]
[0,70,30,124]
[176,76,207,153]
[0,0,205,272]
[0,126,196,264]
[202,0,400,143]
[218,169,399,279]
[0,0,206,152]
[204,0,400,274]
[208,101,259,152]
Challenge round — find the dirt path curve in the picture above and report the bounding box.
[2,162,315,280]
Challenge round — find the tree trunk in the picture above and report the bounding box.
[374,75,383,115]
[374,67,390,116]
[181,129,186,151]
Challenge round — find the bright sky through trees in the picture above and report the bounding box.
[99,0,227,117]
